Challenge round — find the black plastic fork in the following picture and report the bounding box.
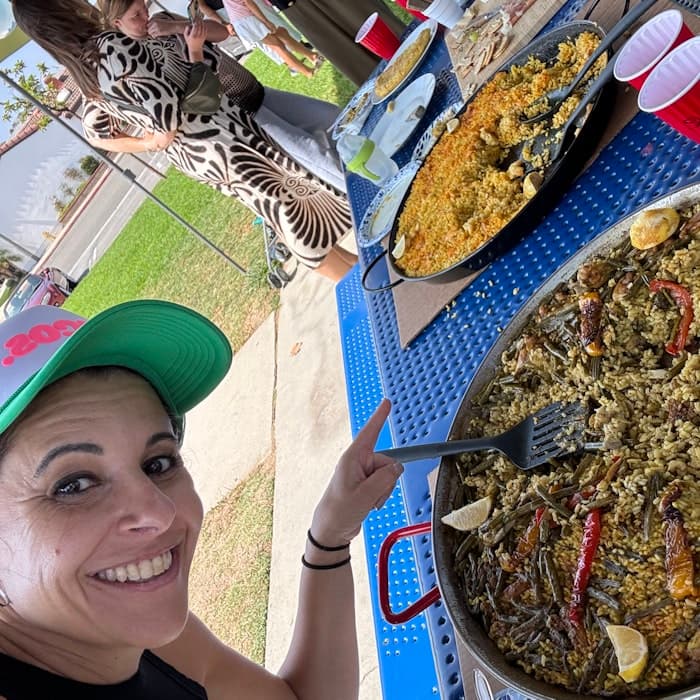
[379,401,587,470]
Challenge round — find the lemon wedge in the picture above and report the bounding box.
[606,625,648,683]
[441,496,492,531]
[391,235,406,260]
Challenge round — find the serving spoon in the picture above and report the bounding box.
[521,0,700,125]
[521,50,617,167]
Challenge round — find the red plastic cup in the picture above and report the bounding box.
[614,9,694,91]
[638,36,700,143]
[355,12,401,61]
[393,0,429,21]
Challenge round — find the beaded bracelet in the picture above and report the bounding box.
[307,528,350,552]
[301,554,351,570]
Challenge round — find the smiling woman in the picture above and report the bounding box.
[0,299,404,699]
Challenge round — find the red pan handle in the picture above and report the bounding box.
[378,521,441,624]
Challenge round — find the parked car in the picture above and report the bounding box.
[0,277,18,306]
[2,267,77,319]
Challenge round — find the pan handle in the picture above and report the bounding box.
[361,249,404,293]
[378,521,441,624]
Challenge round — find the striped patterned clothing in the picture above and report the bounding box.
[82,31,350,268]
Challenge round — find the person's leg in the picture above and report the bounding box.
[256,91,346,192]
[273,26,317,63]
[314,245,358,283]
[261,87,339,137]
[261,32,314,77]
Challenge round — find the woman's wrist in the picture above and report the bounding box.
[301,553,351,570]
[304,518,353,567]
[307,528,349,552]
[303,538,352,569]
[309,512,352,552]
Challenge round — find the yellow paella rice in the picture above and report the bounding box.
[395,32,605,278]
[374,27,432,99]
[448,202,700,696]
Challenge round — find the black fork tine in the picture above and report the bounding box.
[528,402,587,468]
[531,402,581,437]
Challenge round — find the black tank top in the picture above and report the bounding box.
[0,649,207,699]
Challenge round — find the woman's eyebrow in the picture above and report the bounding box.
[146,432,177,447]
[34,433,177,477]
[34,444,103,478]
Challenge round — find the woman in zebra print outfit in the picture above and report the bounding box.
[15,0,356,281]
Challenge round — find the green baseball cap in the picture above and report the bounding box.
[0,299,232,436]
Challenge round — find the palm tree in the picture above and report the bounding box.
[0,248,24,281]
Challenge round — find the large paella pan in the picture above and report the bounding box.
[362,21,613,292]
[382,182,700,699]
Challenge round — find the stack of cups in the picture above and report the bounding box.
[355,13,401,60]
[614,10,698,143]
[422,0,464,29]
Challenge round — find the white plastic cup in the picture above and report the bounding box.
[337,133,399,186]
[614,10,694,91]
[422,0,464,29]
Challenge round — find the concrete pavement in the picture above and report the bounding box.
[182,239,382,699]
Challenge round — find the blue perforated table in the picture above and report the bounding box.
[335,6,700,699]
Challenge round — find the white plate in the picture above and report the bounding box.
[356,160,420,247]
[372,19,438,104]
[330,78,376,141]
[369,73,436,157]
[412,99,465,162]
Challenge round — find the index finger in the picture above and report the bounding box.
[353,398,391,456]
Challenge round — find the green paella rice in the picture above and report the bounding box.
[449,202,700,696]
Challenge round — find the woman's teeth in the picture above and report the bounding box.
[96,550,173,583]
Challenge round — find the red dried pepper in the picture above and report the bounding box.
[500,506,546,573]
[649,279,694,356]
[568,508,602,630]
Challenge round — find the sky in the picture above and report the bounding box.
[0,41,60,141]
[0,9,89,267]
[0,119,92,266]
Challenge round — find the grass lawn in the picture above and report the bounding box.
[188,456,275,665]
[64,169,278,352]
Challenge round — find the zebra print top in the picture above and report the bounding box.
[82,30,350,268]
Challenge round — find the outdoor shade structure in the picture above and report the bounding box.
[0,5,248,274]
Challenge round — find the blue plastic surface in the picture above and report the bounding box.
[337,6,700,699]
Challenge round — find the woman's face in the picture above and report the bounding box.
[0,370,203,653]
[114,0,149,38]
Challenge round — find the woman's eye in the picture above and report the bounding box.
[143,455,180,477]
[52,475,97,498]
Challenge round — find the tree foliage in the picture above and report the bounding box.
[64,166,82,181]
[51,195,67,215]
[79,154,100,175]
[0,248,23,280]
[0,60,61,132]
